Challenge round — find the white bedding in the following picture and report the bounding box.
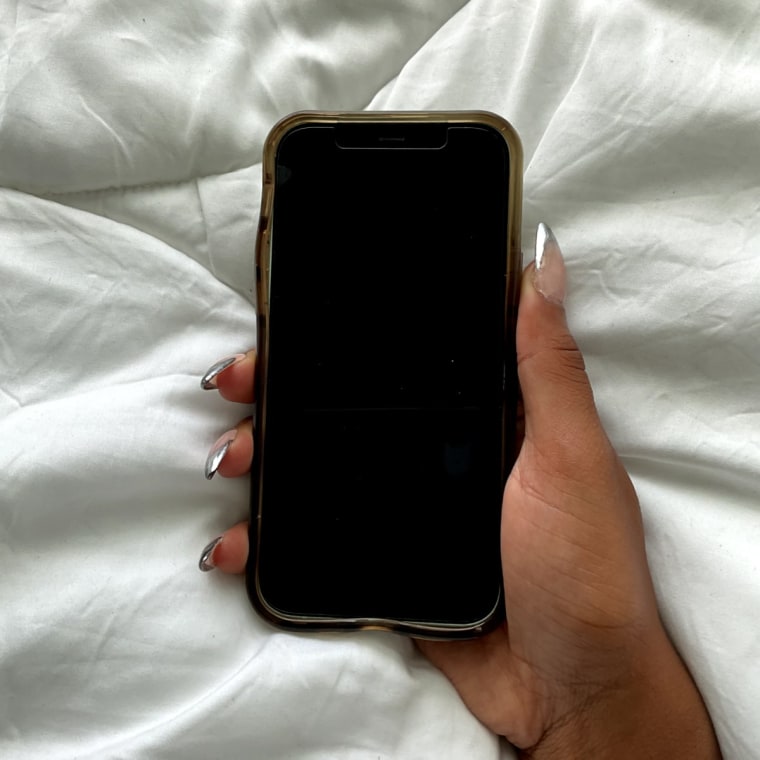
[2,1,759,758]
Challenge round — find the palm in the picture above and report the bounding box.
[419,428,657,749]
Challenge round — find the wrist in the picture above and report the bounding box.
[521,633,721,760]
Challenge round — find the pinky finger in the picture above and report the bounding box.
[199,521,249,574]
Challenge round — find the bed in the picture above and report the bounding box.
[2,1,759,757]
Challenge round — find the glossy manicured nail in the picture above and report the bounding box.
[533,223,566,305]
[205,429,237,480]
[199,536,222,572]
[200,354,246,390]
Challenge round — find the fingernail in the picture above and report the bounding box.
[200,354,246,390]
[205,429,237,480]
[199,536,222,572]
[533,223,566,305]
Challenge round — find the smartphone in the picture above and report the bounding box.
[248,111,523,639]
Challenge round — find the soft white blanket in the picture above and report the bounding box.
[2,1,759,758]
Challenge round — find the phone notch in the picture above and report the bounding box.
[334,122,448,150]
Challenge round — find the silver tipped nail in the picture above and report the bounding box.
[535,222,557,271]
[533,222,566,305]
[200,354,245,390]
[204,437,234,480]
[199,536,222,571]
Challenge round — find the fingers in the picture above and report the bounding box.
[200,353,254,574]
[200,416,251,573]
[513,224,642,540]
[516,225,606,460]
[204,418,253,479]
[199,521,249,574]
[200,350,255,403]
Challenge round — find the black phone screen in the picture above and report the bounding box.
[254,121,515,628]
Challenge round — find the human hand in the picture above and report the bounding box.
[416,225,721,757]
[197,224,720,758]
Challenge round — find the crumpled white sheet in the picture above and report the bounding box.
[1,1,759,758]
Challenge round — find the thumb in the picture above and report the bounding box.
[517,224,605,455]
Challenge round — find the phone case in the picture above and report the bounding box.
[249,111,524,639]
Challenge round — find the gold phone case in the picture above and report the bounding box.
[248,111,523,639]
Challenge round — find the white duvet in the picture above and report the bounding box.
[1,1,759,758]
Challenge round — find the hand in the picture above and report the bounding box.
[198,224,721,758]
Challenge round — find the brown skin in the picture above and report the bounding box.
[202,269,721,758]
